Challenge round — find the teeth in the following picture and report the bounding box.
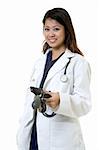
[49,39,56,42]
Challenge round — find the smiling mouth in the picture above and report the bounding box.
[48,39,57,43]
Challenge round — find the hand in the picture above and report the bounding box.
[45,91,60,109]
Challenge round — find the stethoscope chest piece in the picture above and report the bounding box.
[60,75,68,82]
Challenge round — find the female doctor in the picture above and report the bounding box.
[16,8,91,150]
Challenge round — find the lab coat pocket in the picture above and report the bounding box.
[73,132,85,150]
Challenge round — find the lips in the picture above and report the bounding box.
[48,39,57,43]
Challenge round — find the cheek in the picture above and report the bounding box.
[58,31,65,42]
[57,35,65,45]
[61,32,65,40]
[43,32,47,40]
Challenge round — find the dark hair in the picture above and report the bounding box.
[42,8,84,56]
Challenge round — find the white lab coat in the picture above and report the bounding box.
[16,49,91,150]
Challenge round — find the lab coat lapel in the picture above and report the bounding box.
[43,49,74,87]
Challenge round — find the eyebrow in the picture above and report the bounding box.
[44,25,61,28]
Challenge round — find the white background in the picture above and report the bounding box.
[0,0,98,150]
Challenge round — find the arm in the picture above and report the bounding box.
[56,59,91,118]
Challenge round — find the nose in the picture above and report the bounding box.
[48,29,55,37]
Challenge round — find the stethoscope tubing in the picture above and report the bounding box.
[64,57,72,75]
[43,57,72,117]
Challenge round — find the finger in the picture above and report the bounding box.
[44,97,52,102]
[46,101,55,107]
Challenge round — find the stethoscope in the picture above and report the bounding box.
[43,57,72,118]
[60,57,72,82]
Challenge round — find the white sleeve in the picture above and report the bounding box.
[16,63,36,149]
[56,59,91,118]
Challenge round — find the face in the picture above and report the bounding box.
[43,18,66,50]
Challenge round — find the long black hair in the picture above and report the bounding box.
[42,8,84,56]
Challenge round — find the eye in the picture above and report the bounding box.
[44,28,50,31]
[53,28,60,31]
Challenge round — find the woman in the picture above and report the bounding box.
[17,8,91,150]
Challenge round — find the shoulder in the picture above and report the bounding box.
[66,49,89,65]
[73,53,90,67]
[32,52,45,65]
[73,53,86,62]
[33,48,51,65]
[72,53,91,76]
[31,50,50,72]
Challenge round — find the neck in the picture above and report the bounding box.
[52,47,66,60]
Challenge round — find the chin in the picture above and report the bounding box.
[48,43,58,48]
